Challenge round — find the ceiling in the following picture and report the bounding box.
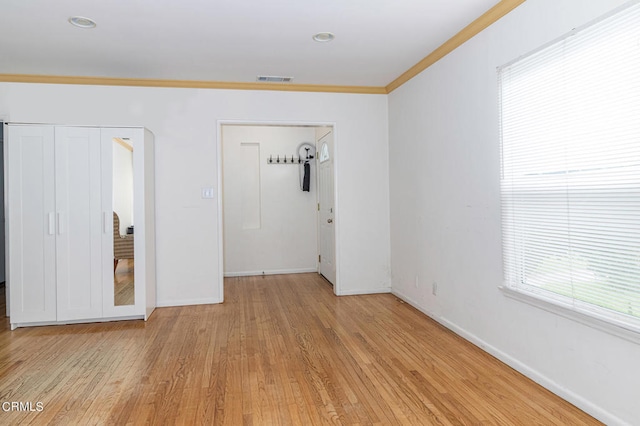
[0,0,503,90]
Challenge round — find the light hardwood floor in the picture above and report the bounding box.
[0,274,600,425]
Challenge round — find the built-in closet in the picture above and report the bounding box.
[5,124,156,329]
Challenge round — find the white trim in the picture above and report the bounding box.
[332,125,341,296]
[500,286,640,345]
[216,119,336,127]
[391,288,631,426]
[224,268,317,277]
[337,287,391,296]
[10,315,145,330]
[216,122,225,303]
[315,134,321,287]
[156,297,222,308]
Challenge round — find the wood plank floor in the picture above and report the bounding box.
[0,274,600,425]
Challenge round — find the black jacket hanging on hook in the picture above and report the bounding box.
[302,161,310,192]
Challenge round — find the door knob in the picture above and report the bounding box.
[327,219,333,223]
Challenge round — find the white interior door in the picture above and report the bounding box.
[55,126,104,321]
[317,130,336,285]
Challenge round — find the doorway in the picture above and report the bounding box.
[218,122,337,296]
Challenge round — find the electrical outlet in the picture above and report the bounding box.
[432,281,438,296]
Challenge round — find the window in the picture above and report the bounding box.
[499,2,640,334]
[319,142,330,163]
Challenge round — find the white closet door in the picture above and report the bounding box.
[100,129,115,317]
[55,127,103,321]
[7,125,57,324]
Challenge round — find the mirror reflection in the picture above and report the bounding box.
[113,137,135,306]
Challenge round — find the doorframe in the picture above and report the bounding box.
[216,119,340,301]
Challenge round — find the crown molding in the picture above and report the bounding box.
[0,73,387,95]
[386,0,526,93]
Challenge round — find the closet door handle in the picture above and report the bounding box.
[48,212,55,235]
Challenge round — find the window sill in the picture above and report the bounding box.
[499,286,640,345]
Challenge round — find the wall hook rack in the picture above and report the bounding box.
[266,142,316,165]
[268,155,306,164]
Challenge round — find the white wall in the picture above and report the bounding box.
[222,125,318,276]
[113,142,134,231]
[0,83,391,305]
[388,0,639,424]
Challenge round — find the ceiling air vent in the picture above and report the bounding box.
[257,76,294,83]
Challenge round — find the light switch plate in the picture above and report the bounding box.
[201,187,215,199]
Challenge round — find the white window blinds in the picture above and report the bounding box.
[499,2,640,332]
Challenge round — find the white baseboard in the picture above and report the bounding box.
[391,288,630,426]
[224,268,317,278]
[156,297,222,308]
[337,287,391,296]
[10,315,145,330]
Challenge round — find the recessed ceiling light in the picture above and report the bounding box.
[312,32,335,42]
[68,16,97,29]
